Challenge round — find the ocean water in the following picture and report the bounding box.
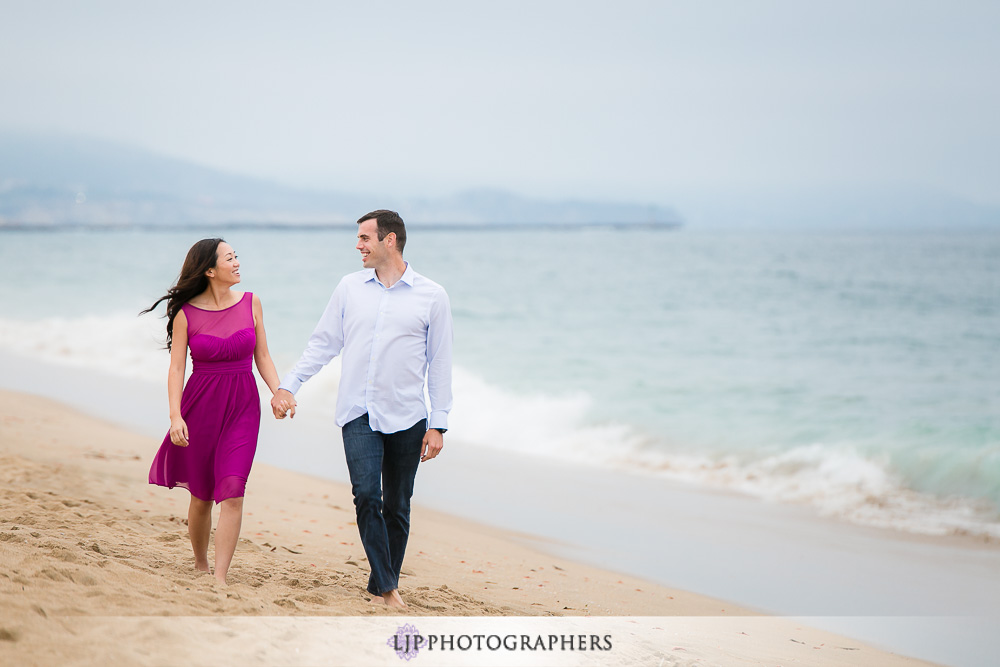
[1,226,998,538]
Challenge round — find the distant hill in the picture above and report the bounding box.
[669,186,1000,230]
[0,132,681,228]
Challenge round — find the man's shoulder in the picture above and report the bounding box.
[337,269,376,289]
[407,268,447,295]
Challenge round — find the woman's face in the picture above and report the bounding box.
[208,242,241,285]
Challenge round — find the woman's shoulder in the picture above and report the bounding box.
[171,306,188,332]
[234,291,255,313]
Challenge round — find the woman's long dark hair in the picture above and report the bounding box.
[140,238,225,350]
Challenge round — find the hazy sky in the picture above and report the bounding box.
[2,1,999,206]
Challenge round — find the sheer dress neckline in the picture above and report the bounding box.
[185,291,248,312]
[183,291,254,341]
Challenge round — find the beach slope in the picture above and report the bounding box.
[0,390,935,666]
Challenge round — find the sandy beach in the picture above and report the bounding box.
[0,389,940,666]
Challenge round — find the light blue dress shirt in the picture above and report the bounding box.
[279,263,453,434]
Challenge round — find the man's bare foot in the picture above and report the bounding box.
[370,596,385,605]
[382,589,406,608]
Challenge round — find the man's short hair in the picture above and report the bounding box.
[357,209,406,254]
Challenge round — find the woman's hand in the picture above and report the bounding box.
[271,388,296,419]
[169,416,190,447]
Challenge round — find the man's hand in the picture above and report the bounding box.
[420,428,444,462]
[271,389,296,419]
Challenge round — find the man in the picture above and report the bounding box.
[271,209,453,608]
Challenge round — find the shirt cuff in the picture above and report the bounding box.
[428,410,449,431]
[278,374,303,395]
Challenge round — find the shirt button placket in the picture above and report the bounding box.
[366,287,388,423]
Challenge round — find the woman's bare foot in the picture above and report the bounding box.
[195,560,211,574]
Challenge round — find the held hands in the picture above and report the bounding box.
[271,388,297,420]
[421,429,444,462]
[169,416,189,447]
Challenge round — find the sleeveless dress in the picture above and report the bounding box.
[148,292,260,502]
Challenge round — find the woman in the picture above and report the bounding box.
[142,238,283,584]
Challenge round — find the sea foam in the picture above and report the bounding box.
[1,313,997,539]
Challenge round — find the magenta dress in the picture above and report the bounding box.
[148,292,260,503]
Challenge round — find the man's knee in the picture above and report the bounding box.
[382,492,411,518]
[352,482,383,513]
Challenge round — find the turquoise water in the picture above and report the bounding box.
[1,226,998,535]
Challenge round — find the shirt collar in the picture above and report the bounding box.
[398,262,415,286]
[364,262,415,287]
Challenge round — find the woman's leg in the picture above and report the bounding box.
[213,496,244,584]
[188,495,213,573]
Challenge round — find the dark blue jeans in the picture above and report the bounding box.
[341,414,425,596]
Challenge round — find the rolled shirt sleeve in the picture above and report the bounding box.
[426,285,453,430]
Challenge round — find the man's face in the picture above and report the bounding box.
[356,218,388,268]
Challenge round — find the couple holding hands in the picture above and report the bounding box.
[144,210,452,608]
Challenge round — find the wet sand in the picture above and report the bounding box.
[0,389,939,666]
